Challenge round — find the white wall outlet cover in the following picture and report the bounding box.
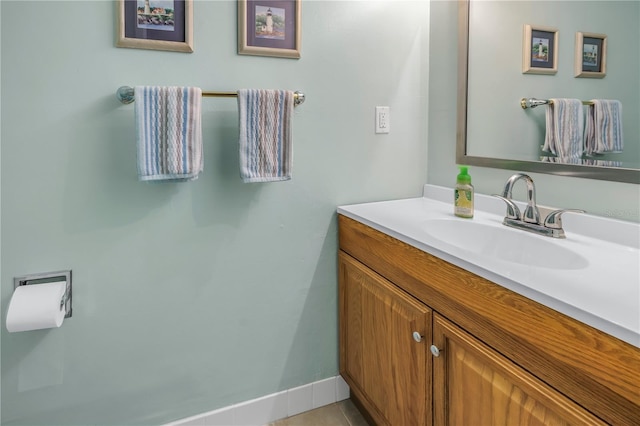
[375,106,390,134]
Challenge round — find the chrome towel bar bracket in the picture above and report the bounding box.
[521,98,551,109]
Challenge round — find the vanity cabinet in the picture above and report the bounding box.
[432,314,604,426]
[338,215,640,426]
[339,252,431,426]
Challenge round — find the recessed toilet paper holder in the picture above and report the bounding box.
[13,270,72,318]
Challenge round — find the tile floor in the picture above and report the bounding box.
[268,399,369,426]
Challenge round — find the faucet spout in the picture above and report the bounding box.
[501,173,541,224]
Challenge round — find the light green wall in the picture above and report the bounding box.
[428,0,640,222]
[1,1,429,424]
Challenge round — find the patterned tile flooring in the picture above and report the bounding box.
[268,399,369,426]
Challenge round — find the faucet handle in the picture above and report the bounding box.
[492,195,521,220]
[543,209,586,230]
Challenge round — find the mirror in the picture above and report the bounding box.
[457,0,640,183]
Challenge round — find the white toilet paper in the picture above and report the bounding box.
[6,281,67,333]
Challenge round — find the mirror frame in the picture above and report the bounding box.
[456,0,640,184]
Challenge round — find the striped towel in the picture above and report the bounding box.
[540,156,582,164]
[238,89,293,183]
[542,99,584,160]
[135,86,203,181]
[585,99,623,155]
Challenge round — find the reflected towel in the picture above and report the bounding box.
[135,86,203,181]
[584,158,622,167]
[238,89,294,183]
[542,99,584,160]
[541,156,621,167]
[540,156,582,165]
[585,99,623,155]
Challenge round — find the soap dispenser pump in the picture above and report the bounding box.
[454,166,474,218]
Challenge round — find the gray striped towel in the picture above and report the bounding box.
[585,99,623,155]
[238,89,293,183]
[135,86,203,181]
[542,99,584,160]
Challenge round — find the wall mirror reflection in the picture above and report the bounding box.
[457,0,640,183]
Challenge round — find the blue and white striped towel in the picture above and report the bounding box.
[135,86,203,181]
[585,99,623,155]
[238,89,293,183]
[542,99,584,160]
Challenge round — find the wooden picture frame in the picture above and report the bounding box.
[238,0,301,59]
[116,0,193,53]
[575,32,607,78]
[522,24,558,75]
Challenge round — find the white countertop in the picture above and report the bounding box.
[338,185,640,348]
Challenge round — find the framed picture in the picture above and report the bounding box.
[575,32,607,78]
[238,0,301,59]
[522,24,558,75]
[116,0,193,53]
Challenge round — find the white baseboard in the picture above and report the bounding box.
[165,375,350,426]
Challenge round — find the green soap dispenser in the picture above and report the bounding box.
[454,166,474,218]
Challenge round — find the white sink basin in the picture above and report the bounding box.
[422,219,590,270]
[338,187,640,347]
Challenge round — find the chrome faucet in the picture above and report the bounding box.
[493,173,585,238]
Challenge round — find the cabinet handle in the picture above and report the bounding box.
[430,345,441,357]
[412,331,423,343]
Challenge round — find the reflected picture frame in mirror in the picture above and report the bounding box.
[456,0,639,184]
[575,31,607,78]
[523,24,558,75]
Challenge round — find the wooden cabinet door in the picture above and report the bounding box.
[339,252,432,426]
[432,313,606,426]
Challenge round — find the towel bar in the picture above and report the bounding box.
[117,86,305,106]
[521,97,593,109]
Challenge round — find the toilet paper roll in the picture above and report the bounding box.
[6,281,67,333]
